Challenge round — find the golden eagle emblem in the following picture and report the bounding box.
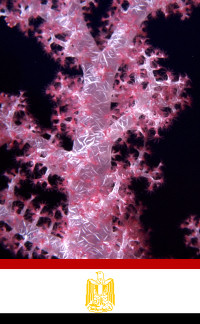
[86,271,115,313]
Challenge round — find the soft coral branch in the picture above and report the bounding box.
[0,0,199,259]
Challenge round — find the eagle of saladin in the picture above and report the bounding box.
[86,271,115,313]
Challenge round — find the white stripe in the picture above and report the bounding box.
[0,269,199,313]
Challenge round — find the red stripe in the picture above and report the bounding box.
[0,259,200,269]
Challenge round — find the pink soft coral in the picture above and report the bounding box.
[0,0,198,259]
